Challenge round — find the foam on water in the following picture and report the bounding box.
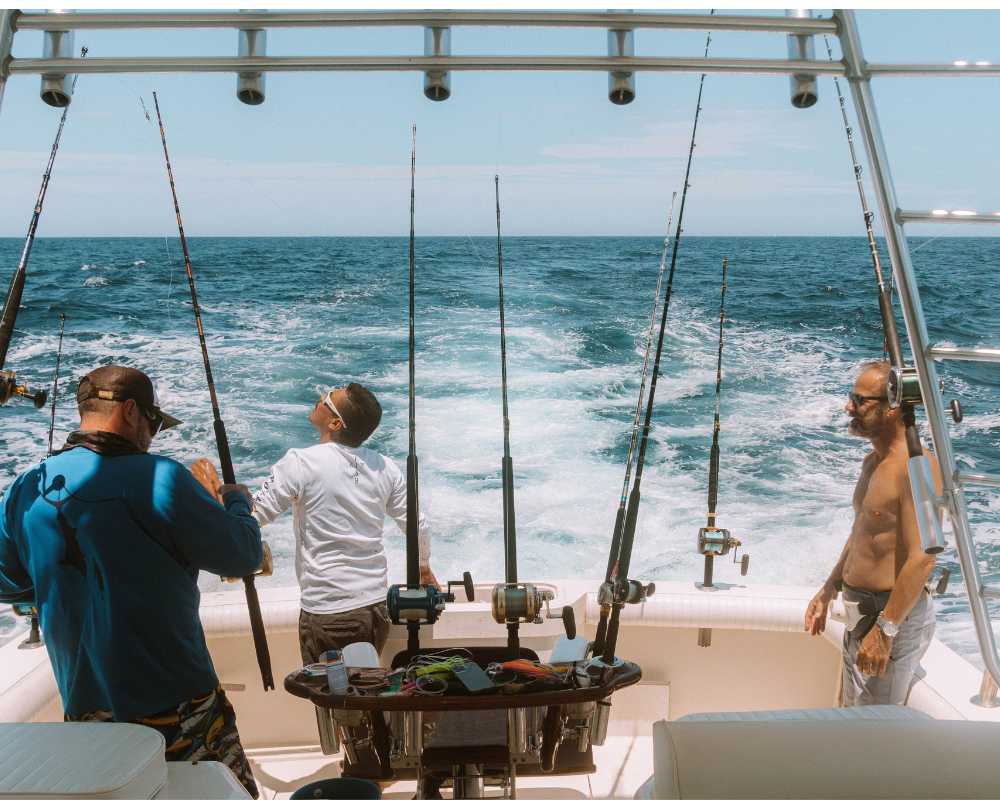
[0,236,997,665]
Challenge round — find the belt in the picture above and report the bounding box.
[842,583,892,640]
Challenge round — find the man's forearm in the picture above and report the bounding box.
[883,555,935,623]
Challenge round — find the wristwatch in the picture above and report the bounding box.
[876,613,900,639]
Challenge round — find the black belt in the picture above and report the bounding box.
[843,583,892,640]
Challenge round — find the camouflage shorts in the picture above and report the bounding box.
[66,687,258,798]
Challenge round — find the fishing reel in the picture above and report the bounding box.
[888,366,922,409]
[697,527,749,587]
[595,577,656,608]
[0,370,47,408]
[387,571,474,626]
[491,582,578,638]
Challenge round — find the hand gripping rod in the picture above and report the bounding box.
[151,92,275,690]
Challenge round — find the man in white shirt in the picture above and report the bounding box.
[194,383,437,664]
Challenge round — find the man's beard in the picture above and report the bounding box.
[849,410,882,438]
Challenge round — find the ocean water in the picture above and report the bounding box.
[1,235,998,667]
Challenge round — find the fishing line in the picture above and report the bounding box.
[597,19,716,665]
[151,91,275,691]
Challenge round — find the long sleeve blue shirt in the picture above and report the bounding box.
[0,446,263,720]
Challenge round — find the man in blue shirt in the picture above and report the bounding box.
[0,365,263,797]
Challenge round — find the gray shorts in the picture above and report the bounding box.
[841,589,935,706]
[298,602,391,665]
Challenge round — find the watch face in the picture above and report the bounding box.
[878,617,899,637]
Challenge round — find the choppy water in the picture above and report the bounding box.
[1,236,998,667]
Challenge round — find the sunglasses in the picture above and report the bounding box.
[317,387,349,430]
[849,391,885,408]
[139,406,165,436]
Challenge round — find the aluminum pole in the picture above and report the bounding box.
[7,54,845,77]
[14,11,836,35]
[837,9,1000,693]
[0,10,17,118]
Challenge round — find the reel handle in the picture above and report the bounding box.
[447,571,475,602]
[1,370,47,408]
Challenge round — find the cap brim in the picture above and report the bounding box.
[157,409,183,431]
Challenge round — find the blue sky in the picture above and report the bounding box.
[2,9,999,236]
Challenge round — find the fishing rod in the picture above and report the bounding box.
[823,36,898,366]
[598,26,715,668]
[591,191,676,658]
[1,46,88,409]
[695,259,749,649]
[386,125,463,655]
[823,39,943,554]
[151,91,275,691]
[47,313,67,456]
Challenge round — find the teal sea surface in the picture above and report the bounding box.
[1,235,998,666]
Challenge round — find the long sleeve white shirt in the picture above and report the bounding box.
[252,441,430,614]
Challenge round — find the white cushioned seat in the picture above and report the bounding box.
[677,704,930,722]
[0,722,167,799]
[645,717,1000,799]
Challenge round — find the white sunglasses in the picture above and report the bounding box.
[316,386,349,429]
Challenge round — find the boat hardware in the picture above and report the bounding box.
[829,26,944,556]
[596,24,716,668]
[934,567,951,595]
[591,189,676,658]
[385,125,460,653]
[150,91,274,691]
[236,24,266,105]
[1,46,85,408]
[46,312,66,455]
[786,10,818,108]
[423,26,450,100]
[11,602,43,650]
[695,258,749,647]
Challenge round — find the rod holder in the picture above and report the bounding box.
[40,27,75,107]
[607,28,636,105]
[785,10,817,108]
[908,455,945,554]
[237,27,266,105]
[423,25,451,101]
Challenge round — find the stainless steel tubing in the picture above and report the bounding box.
[0,10,15,117]
[839,8,1000,693]
[403,710,423,757]
[957,472,1000,490]
[8,55,845,76]
[869,63,1000,77]
[898,210,1000,224]
[930,346,1000,364]
[14,11,837,35]
[315,707,340,756]
[607,28,636,105]
[423,26,451,101]
[40,27,75,107]
[507,708,528,754]
[785,10,818,108]
[237,27,266,105]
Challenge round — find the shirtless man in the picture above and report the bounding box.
[805,361,940,705]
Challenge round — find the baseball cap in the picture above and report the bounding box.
[76,365,182,432]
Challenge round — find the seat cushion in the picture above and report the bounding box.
[651,718,1000,799]
[0,722,167,799]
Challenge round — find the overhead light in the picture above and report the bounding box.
[953,60,969,66]
[786,10,818,109]
[975,60,992,67]
[953,210,976,216]
[931,209,949,216]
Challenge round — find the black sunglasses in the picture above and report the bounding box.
[849,391,885,407]
[139,406,165,435]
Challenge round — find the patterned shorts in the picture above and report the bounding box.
[66,687,258,799]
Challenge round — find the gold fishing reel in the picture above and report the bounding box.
[223,542,273,583]
[0,370,47,408]
[491,582,577,638]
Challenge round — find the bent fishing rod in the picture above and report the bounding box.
[591,191,676,658]
[1,47,87,409]
[597,26,715,667]
[47,313,67,456]
[824,39,943,554]
[151,92,275,691]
